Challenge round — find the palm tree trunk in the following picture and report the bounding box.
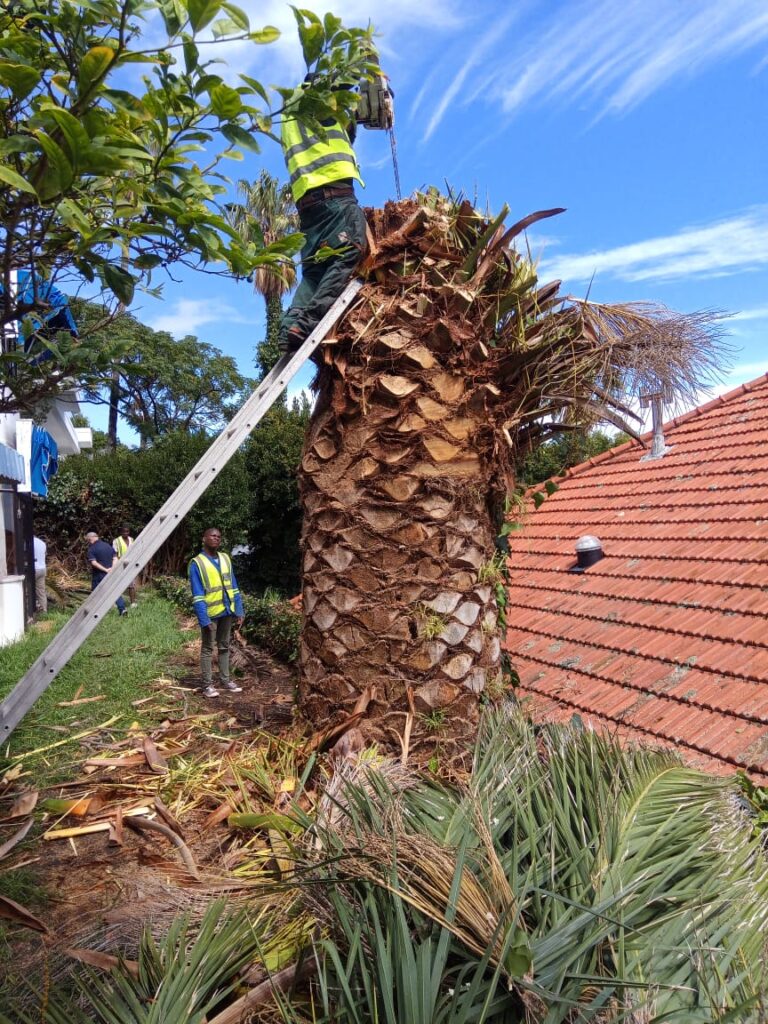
[298,205,505,747]
[299,347,500,746]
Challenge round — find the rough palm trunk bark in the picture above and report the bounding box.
[299,203,505,748]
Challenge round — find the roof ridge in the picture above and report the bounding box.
[526,371,768,493]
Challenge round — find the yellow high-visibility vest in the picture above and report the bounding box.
[114,536,132,558]
[190,552,237,619]
[281,95,362,202]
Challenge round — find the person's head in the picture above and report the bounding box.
[85,531,99,544]
[202,527,222,552]
[120,524,131,538]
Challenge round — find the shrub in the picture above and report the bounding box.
[239,590,301,663]
[37,432,249,574]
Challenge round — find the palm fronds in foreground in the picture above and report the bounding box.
[294,712,768,1023]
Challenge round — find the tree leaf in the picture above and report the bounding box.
[0,817,34,861]
[183,40,199,74]
[239,74,270,104]
[221,123,260,152]
[46,107,91,164]
[228,811,301,833]
[0,165,36,194]
[0,895,49,933]
[211,17,241,39]
[156,0,183,34]
[187,0,222,33]
[219,1,250,31]
[249,25,280,44]
[78,46,115,95]
[210,83,242,119]
[103,263,135,305]
[33,131,75,198]
[0,61,41,99]
[0,136,39,156]
[4,789,38,819]
[298,23,324,66]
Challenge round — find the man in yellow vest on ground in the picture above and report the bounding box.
[188,527,244,698]
[277,72,372,356]
[113,524,138,607]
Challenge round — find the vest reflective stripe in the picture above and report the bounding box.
[191,553,236,619]
[114,537,131,558]
[281,106,362,202]
[283,127,349,162]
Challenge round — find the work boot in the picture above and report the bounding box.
[221,680,243,693]
[278,327,304,355]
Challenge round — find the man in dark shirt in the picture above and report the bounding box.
[85,531,127,616]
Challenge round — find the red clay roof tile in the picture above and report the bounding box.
[505,373,768,781]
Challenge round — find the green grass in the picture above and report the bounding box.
[0,593,194,782]
[0,865,43,907]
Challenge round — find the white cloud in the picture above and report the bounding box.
[423,9,519,140]
[732,306,768,321]
[421,0,768,132]
[539,207,768,285]
[728,360,768,381]
[149,298,249,337]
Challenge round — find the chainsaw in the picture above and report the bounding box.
[356,73,401,198]
[356,72,395,131]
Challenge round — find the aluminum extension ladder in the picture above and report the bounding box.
[0,280,363,738]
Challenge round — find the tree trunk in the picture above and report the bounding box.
[298,203,504,749]
[258,293,284,381]
[107,369,119,450]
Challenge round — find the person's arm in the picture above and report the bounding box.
[89,554,112,573]
[188,561,211,628]
[230,564,245,620]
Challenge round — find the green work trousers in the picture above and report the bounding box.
[200,615,235,686]
[280,195,367,342]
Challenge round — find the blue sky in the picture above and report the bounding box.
[89,0,768,436]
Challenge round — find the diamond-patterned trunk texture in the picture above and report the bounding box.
[298,201,504,745]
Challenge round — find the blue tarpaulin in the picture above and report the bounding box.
[0,270,78,358]
[30,427,58,497]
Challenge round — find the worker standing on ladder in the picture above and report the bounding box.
[278,59,392,356]
[188,528,244,698]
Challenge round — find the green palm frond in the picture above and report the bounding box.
[295,711,768,1023]
[10,900,292,1024]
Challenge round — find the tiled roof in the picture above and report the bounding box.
[504,373,768,781]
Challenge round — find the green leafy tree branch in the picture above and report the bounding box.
[0,0,378,411]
